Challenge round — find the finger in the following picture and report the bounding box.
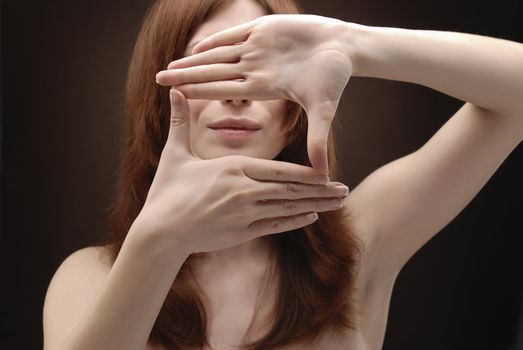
[168,45,241,70]
[240,157,330,185]
[253,181,349,201]
[192,20,255,54]
[247,211,319,238]
[164,89,196,161]
[173,80,256,100]
[157,63,244,86]
[251,197,343,222]
[306,106,333,175]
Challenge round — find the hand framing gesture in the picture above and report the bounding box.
[156,14,355,175]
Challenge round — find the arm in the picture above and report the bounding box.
[157,16,523,274]
[160,14,523,177]
[341,24,523,275]
[348,24,523,117]
[43,228,189,350]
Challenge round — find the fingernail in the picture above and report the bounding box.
[334,185,349,196]
[305,213,318,221]
[329,198,343,209]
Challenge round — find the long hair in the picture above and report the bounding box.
[100,0,364,349]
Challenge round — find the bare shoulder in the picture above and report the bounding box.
[66,245,111,269]
[47,245,113,290]
[43,245,113,350]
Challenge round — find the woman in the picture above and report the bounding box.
[42,0,523,349]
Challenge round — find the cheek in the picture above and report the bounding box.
[264,100,288,125]
[187,101,206,122]
[186,101,205,150]
[276,102,290,137]
[264,113,288,152]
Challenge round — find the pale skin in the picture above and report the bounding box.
[41,2,348,349]
[43,0,523,349]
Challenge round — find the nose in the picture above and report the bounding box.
[222,99,252,107]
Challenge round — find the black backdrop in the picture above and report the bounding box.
[1,0,522,349]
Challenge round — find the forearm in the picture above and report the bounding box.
[58,229,189,350]
[344,22,523,118]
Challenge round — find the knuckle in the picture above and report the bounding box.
[243,77,254,91]
[231,165,244,177]
[244,80,258,100]
[197,67,207,81]
[235,62,247,77]
[212,82,223,99]
[283,199,297,213]
[271,163,286,181]
[224,161,245,177]
[234,42,246,56]
[170,115,185,128]
[285,182,302,199]
[317,185,329,195]
[270,219,282,230]
[265,185,280,197]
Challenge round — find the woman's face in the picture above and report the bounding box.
[183,0,288,160]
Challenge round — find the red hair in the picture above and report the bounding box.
[98,0,363,348]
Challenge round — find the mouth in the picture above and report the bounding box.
[209,126,260,131]
[209,127,259,140]
[207,117,262,130]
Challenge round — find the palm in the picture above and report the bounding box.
[284,46,352,115]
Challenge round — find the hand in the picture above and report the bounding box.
[131,89,350,255]
[156,14,354,175]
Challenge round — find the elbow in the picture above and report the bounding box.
[474,103,523,143]
[496,108,523,143]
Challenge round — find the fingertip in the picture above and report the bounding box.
[192,41,208,55]
[170,89,188,106]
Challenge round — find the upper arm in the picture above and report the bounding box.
[344,102,522,276]
[43,246,111,350]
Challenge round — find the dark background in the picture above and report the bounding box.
[1,0,522,349]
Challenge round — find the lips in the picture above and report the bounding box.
[208,117,262,130]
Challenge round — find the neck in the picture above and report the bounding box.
[203,236,274,272]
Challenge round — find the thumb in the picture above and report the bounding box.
[306,106,332,175]
[165,88,196,161]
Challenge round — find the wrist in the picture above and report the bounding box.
[339,21,375,78]
[127,221,192,264]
